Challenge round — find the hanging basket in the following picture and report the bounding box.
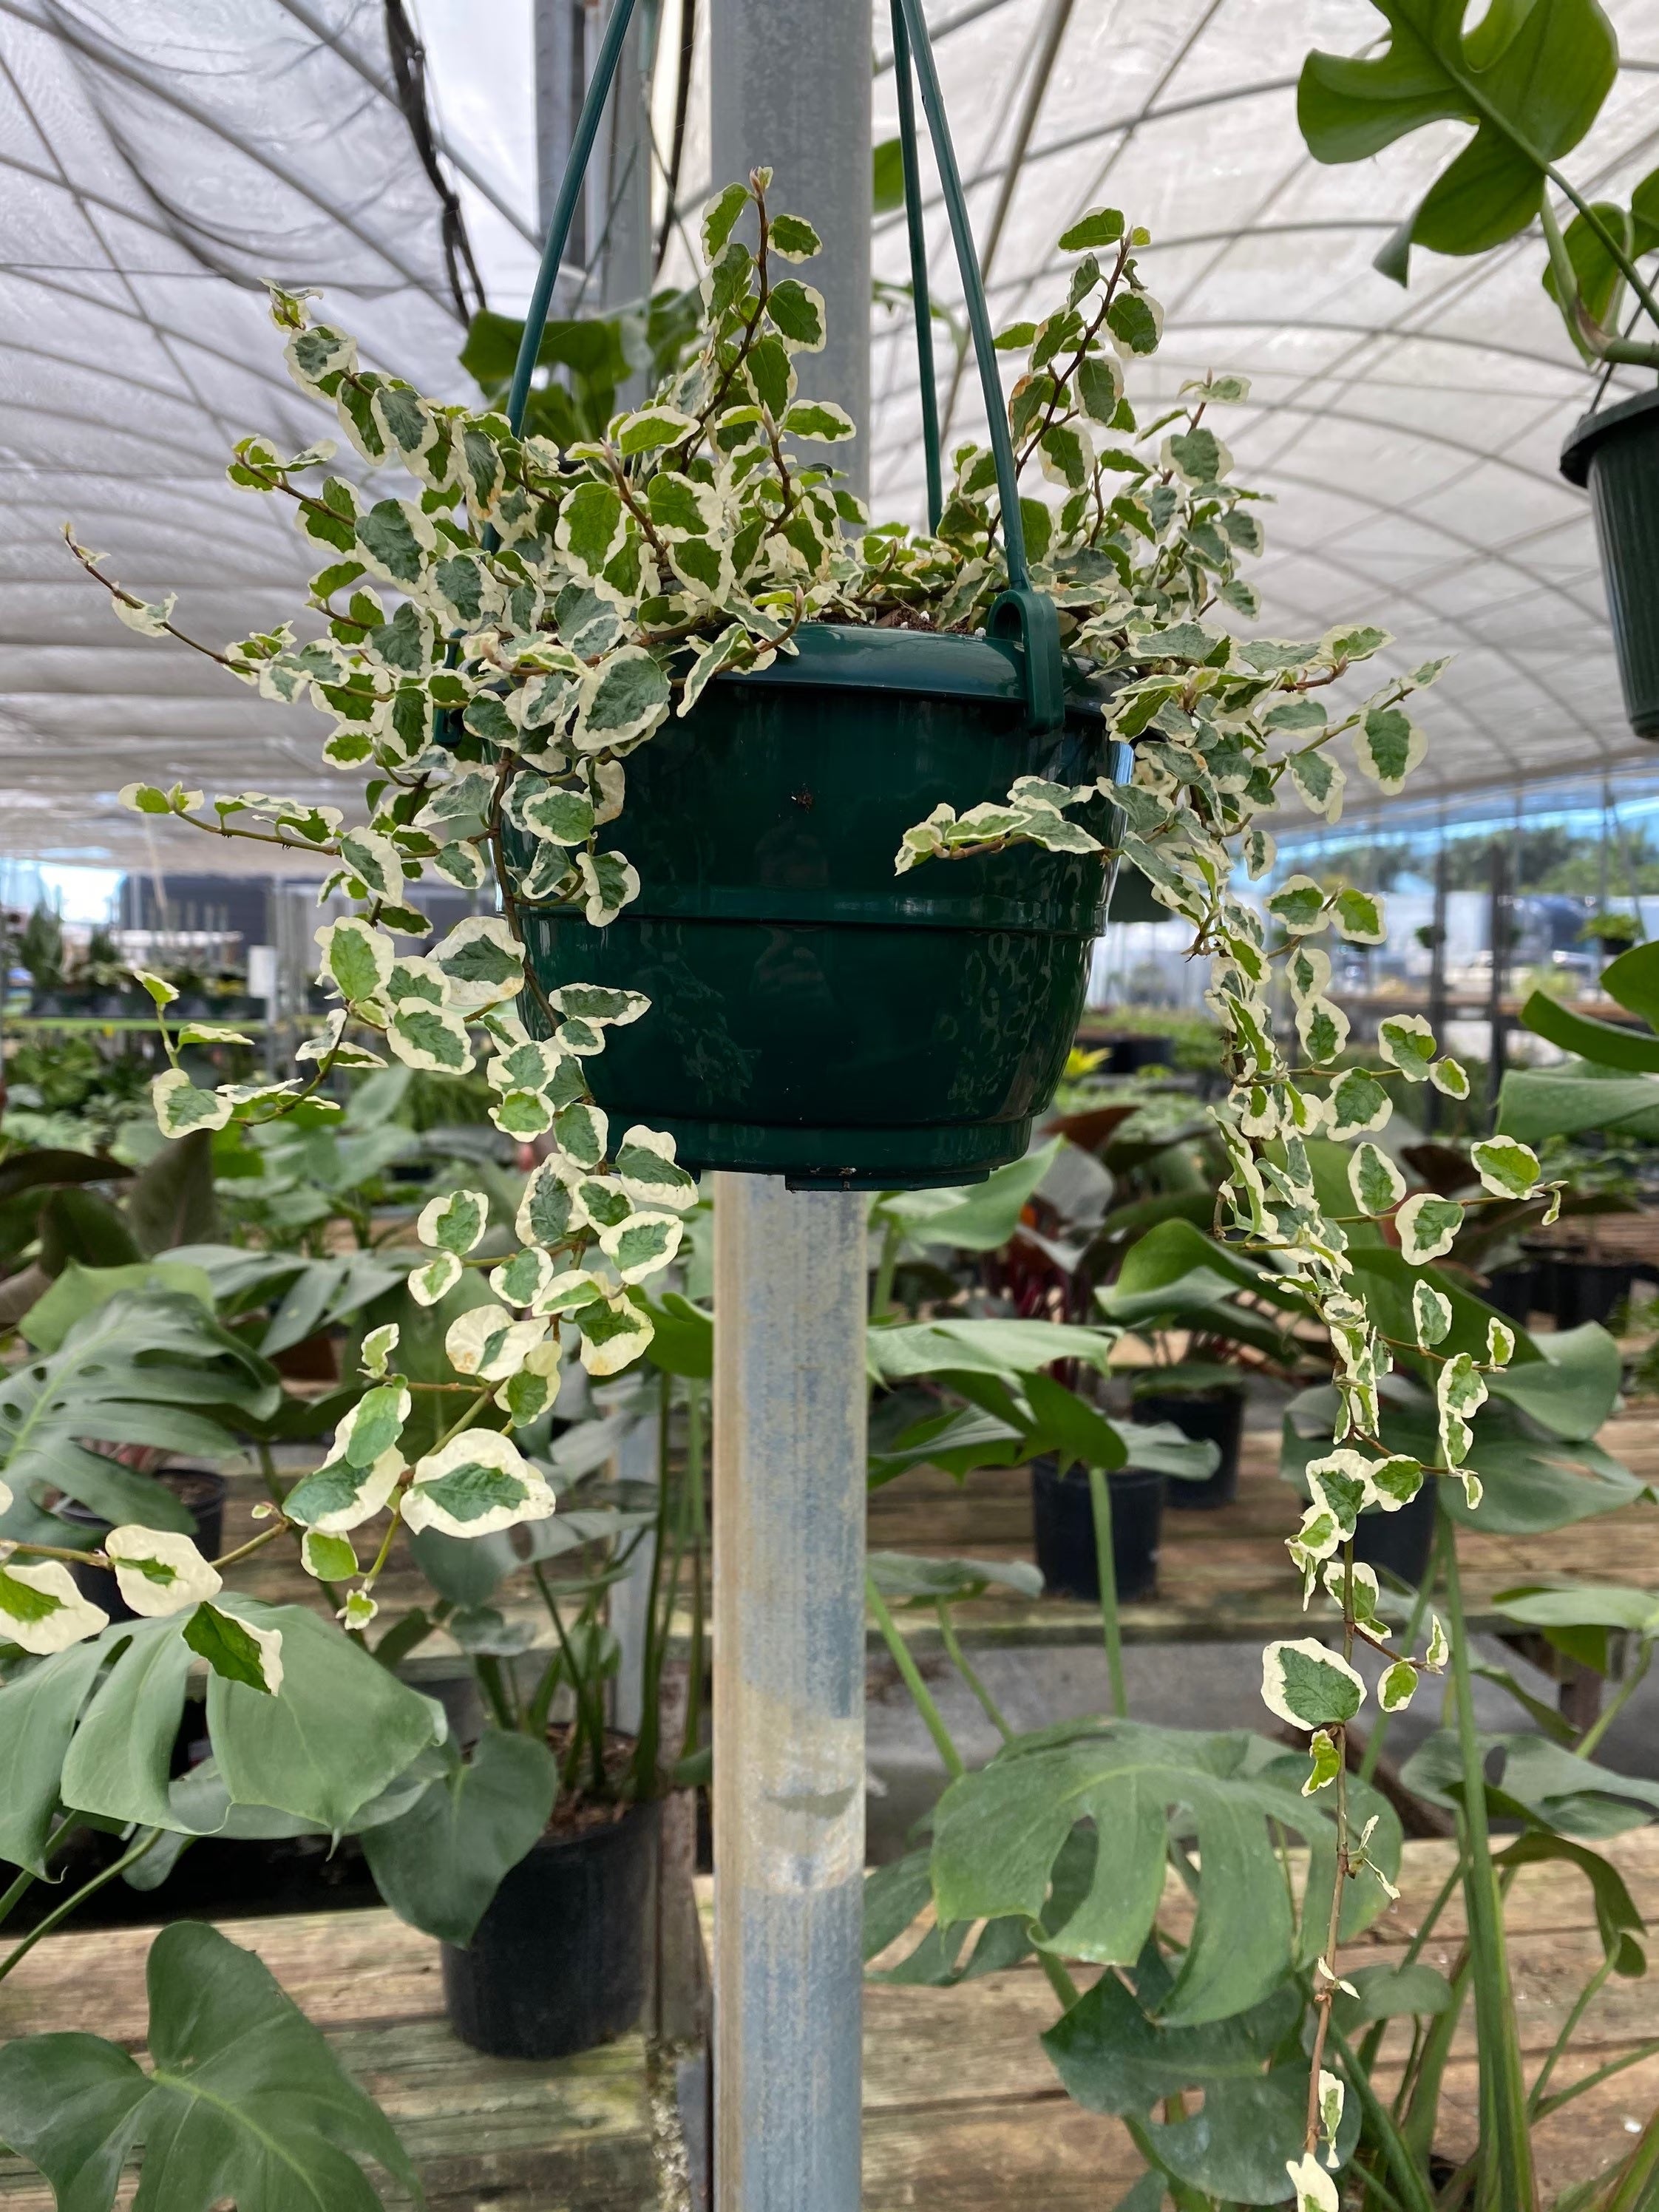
[1561,388,1659,739]
[512,625,1121,1187]
[502,0,1125,1187]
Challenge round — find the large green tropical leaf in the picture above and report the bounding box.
[0,1920,421,2211]
[864,1315,1116,1385]
[1282,1381,1646,1534]
[169,1243,407,1355]
[1044,1945,1360,2203]
[1402,1728,1659,1838]
[1298,0,1618,281]
[0,1600,441,1853]
[1520,988,1659,1071]
[929,1720,1398,2026]
[1601,939,1659,1027]
[362,1730,557,1945]
[1346,1249,1621,1442]
[870,1139,1065,1252]
[0,1289,279,1541]
[1497,1062,1659,1144]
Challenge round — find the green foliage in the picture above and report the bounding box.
[361,1730,557,1946]
[0,1920,421,2211]
[1299,0,1659,367]
[929,1720,1397,2024]
[15,902,64,989]
[0,1289,277,1544]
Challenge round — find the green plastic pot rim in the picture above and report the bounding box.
[1561,384,1659,487]
[632,1110,1034,1189]
[716,617,1111,713]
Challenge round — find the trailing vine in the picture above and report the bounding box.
[48,175,1563,2199]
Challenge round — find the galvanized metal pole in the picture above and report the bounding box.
[708,13,872,2206]
[711,0,873,499]
[712,1175,866,2212]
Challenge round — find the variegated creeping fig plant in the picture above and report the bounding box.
[54,172,1555,2200]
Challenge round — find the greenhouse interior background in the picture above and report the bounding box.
[9,1,1659,2207]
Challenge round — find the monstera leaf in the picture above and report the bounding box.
[0,1289,279,1545]
[0,1920,420,2211]
[1402,1728,1659,1839]
[1044,1945,1361,2205]
[1298,0,1618,282]
[0,1601,441,1870]
[362,1730,557,1946]
[929,1720,1400,2026]
[169,1244,408,1355]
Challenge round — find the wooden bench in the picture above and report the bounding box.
[5,1832,1659,2205]
[226,1412,1659,1677]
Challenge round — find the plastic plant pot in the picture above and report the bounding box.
[1352,1481,1438,1590]
[1029,1457,1161,1604]
[1107,1035,1175,1077]
[442,1797,661,2059]
[1562,390,1659,739]
[1549,1257,1639,1331]
[1479,1262,1536,1328]
[512,628,1126,1190]
[1136,1386,1245,1512]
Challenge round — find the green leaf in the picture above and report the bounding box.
[1261,1638,1365,1730]
[1520,988,1659,1071]
[1043,1961,1299,2118]
[872,138,906,214]
[0,1290,276,1530]
[1497,1062,1659,1145]
[865,1317,1115,1386]
[183,1601,283,1694]
[1332,1960,1454,2032]
[0,1919,420,2211]
[767,279,827,351]
[1059,207,1125,251]
[1543,197,1640,351]
[1402,1728,1659,1839]
[930,1720,1325,2024]
[868,1552,1044,1604]
[1601,939,1659,1027]
[206,1601,441,1831]
[0,1638,106,1873]
[1150,2068,1357,2200]
[641,1289,713,1379]
[1297,0,1617,281]
[872,1139,1063,1252]
[60,1618,205,1830]
[363,1731,556,1946]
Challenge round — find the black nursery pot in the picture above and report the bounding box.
[1352,1481,1439,1589]
[1107,1034,1174,1076]
[1136,1386,1245,1512]
[442,1798,660,2060]
[1479,1261,1536,1328]
[1550,1258,1639,1331]
[1031,1457,1161,1604]
[1563,390,1659,740]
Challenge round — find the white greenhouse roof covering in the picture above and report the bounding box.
[3,0,1659,869]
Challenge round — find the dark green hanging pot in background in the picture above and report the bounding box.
[501,0,1133,1190]
[512,625,1127,1189]
[1561,388,1659,739]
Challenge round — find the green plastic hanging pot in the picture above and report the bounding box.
[495,0,1127,1189]
[512,626,1127,1188]
[1561,388,1659,739]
